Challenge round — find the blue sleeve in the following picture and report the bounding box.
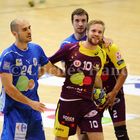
[38,46,49,66]
[60,35,74,49]
[0,53,14,73]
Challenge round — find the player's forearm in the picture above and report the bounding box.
[1,73,33,106]
[112,67,128,95]
[94,75,102,88]
[4,84,33,106]
[50,64,65,77]
[44,61,65,77]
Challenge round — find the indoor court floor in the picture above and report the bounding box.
[0,0,140,139]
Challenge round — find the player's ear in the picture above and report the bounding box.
[12,31,17,36]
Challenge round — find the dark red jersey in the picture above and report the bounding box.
[49,42,106,100]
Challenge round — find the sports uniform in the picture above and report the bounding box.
[60,34,129,140]
[49,41,106,137]
[61,35,127,123]
[101,44,126,123]
[60,34,87,49]
[0,43,48,140]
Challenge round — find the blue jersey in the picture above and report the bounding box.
[0,43,48,113]
[60,34,87,48]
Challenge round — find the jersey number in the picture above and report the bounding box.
[89,120,98,128]
[21,65,32,75]
[83,61,92,71]
[113,110,118,118]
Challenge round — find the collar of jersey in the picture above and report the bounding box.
[79,41,100,56]
[14,43,29,52]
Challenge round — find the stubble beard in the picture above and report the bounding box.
[88,38,99,46]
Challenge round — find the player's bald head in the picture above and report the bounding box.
[10,18,29,32]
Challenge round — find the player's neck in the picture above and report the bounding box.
[15,41,28,51]
[74,32,86,40]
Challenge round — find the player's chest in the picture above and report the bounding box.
[66,51,102,72]
[13,55,39,76]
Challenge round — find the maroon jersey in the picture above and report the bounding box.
[49,42,106,100]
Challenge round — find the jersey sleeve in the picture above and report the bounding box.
[97,49,106,76]
[60,40,71,49]
[49,44,69,64]
[60,34,75,49]
[104,43,126,70]
[38,46,49,66]
[0,52,14,73]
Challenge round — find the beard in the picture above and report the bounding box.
[88,37,100,46]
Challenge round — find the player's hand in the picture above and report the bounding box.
[104,91,117,110]
[97,91,116,110]
[29,100,46,112]
[102,37,113,48]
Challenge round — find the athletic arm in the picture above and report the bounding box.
[112,67,127,94]
[94,75,102,88]
[105,44,128,108]
[107,67,128,109]
[1,73,46,112]
[39,61,65,77]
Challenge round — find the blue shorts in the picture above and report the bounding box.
[1,107,45,140]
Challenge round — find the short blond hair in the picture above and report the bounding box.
[87,20,105,32]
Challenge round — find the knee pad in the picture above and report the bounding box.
[114,125,129,140]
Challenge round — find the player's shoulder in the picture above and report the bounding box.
[103,43,120,52]
[1,44,15,58]
[63,34,75,42]
[28,42,44,52]
[60,34,76,48]
[28,42,41,48]
[109,43,119,50]
[62,42,78,51]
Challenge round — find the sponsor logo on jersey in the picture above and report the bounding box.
[116,52,122,60]
[16,123,27,132]
[93,64,100,71]
[63,115,75,122]
[3,61,10,70]
[14,123,27,140]
[16,59,22,66]
[55,127,65,132]
[117,59,124,65]
[73,60,81,67]
[94,52,99,55]
[84,110,98,117]
[33,58,38,66]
